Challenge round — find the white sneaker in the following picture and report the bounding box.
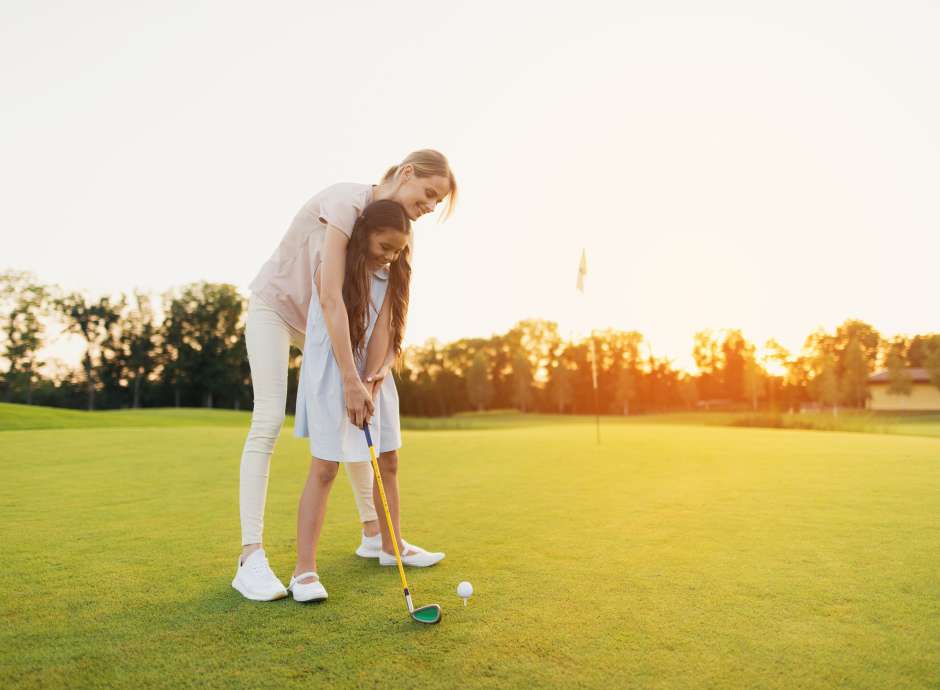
[288,571,328,602]
[355,531,381,558]
[378,540,445,568]
[232,549,288,601]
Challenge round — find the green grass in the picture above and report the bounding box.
[1,405,939,688]
[5,402,940,439]
[0,402,251,431]
[436,409,940,438]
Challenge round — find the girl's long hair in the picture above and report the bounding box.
[343,199,412,359]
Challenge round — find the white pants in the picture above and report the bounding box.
[240,295,378,545]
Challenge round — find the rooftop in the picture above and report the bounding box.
[868,368,932,384]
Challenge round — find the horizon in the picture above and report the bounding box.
[11,278,932,380]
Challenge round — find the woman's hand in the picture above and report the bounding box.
[344,376,375,427]
[365,365,391,401]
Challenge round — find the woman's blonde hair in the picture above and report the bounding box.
[381,149,458,220]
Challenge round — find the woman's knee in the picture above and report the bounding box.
[378,451,399,475]
[311,459,339,484]
[248,410,285,437]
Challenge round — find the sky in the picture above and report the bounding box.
[2,0,938,373]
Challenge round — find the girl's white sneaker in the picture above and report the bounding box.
[232,549,288,601]
[288,571,328,602]
[378,541,445,568]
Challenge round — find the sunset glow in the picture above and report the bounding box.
[2,3,937,374]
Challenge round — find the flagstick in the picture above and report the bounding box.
[590,330,600,444]
[577,248,600,444]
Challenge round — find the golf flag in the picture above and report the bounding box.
[576,248,597,383]
[576,248,587,293]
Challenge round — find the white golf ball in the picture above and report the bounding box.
[457,581,473,599]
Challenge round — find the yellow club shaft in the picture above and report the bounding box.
[366,436,411,604]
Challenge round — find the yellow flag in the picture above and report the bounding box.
[576,249,587,293]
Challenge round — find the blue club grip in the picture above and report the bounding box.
[362,423,373,448]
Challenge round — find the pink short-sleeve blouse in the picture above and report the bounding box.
[249,183,374,332]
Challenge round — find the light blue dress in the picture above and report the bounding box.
[294,266,402,462]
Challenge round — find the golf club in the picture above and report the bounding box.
[363,423,442,625]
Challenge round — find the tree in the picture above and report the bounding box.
[645,356,682,411]
[905,335,931,368]
[510,350,533,412]
[0,272,51,404]
[925,337,940,392]
[885,339,912,397]
[55,293,123,410]
[815,351,840,415]
[615,363,637,415]
[834,320,881,368]
[840,336,869,408]
[606,330,642,415]
[503,319,560,385]
[122,292,159,408]
[678,376,699,410]
[692,330,721,399]
[162,282,246,408]
[548,360,573,413]
[764,339,791,372]
[742,354,764,410]
[720,330,752,402]
[159,291,191,407]
[763,339,798,412]
[804,328,840,413]
[466,350,493,411]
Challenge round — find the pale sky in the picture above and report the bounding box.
[2,1,938,373]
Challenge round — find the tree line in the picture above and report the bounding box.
[2,271,939,415]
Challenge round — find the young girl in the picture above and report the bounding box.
[233,150,456,602]
[288,200,444,602]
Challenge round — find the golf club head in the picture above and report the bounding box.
[411,604,442,625]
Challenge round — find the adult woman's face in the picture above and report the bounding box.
[391,166,450,221]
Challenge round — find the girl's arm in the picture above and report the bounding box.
[319,225,375,425]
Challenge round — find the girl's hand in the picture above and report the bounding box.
[345,377,375,427]
[365,365,390,400]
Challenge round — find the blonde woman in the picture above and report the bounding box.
[233,150,457,601]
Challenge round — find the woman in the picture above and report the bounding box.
[232,150,457,601]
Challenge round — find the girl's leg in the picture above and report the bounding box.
[344,461,380,537]
[239,297,295,558]
[294,458,340,582]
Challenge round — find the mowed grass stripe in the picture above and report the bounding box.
[0,403,253,432]
[5,403,940,439]
[1,424,938,688]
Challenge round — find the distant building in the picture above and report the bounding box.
[695,399,734,411]
[867,368,940,411]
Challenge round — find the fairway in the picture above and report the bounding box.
[2,410,939,689]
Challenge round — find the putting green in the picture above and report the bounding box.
[1,408,939,688]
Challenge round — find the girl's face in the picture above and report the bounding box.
[367,228,409,269]
[391,165,450,221]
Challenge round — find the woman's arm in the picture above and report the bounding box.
[363,288,397,397]
[319,225,374,425]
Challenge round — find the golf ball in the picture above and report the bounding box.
[457,581,473,599]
